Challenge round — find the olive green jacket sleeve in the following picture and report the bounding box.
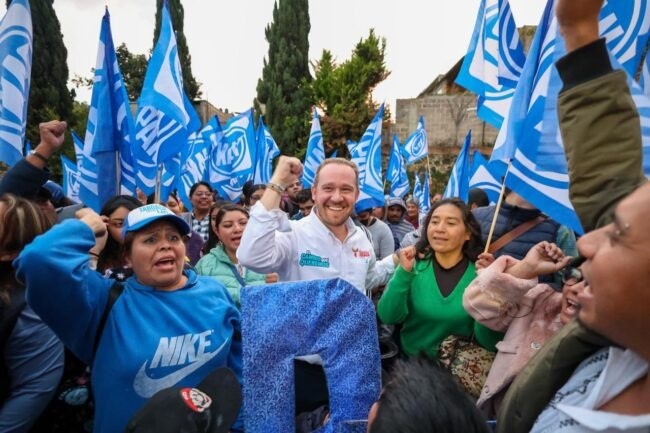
[558,70,645,232]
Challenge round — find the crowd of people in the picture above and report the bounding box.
[0,1,649,432]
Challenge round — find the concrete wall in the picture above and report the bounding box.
[393,94,498,148]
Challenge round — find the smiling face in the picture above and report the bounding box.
[311,162,359,231]
[576,182,650,354]
[406,202,419,218]
[125,221,187,291]
[560,280,585,325]
[426,204,470,256]
[215,210,249,256]
[190,184,213,214]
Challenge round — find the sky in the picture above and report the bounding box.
[2,0,546,117]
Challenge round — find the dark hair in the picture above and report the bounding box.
[202,203,249,254]
[369,357,490,433]
[146,190,180,206]
[468,188,489,208]
[241,181,266,206]
[189,181,213,197]
[414,198,483,261]
[97,195,142,273]
[295,189,313,205]
[0,194,53,297]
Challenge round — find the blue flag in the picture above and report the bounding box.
[420,170,431,216]
[348,104,386,211]
[455,0,525,129]
[387,134,410,198]
[71,130,84,168]
[491,0,650,236]
[401,116,428,165]
[80,8,137,210]
[132,0,200,194]
[302,108,325,188]
[253,115,280,184]
[23,140,31,157]
[0,0,32,167]
[61,155,81,203]
[443,131,472,202]
[210,109,257,201]
[178,116,222,209]
[469,151,501,204]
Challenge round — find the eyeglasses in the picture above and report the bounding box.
[560,256,585,285]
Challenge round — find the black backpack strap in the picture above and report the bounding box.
[0,287,27,403]
[92,281,124,358]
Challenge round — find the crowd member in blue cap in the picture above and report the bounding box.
[15,204,243,433]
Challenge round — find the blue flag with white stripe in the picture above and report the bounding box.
[455,0,525,129]
[254,115,280,184]
[72,130,84,168]
[178,118,219,210]
[302,108,325,188]
[491,0,650,235]
[443,131,472,202]
[61,155,81,203]
[210,109,257,201]
[0,0,32,167]
[401,116,428,165]
[75,128,102,211]
[80,8,137,210]
[132,0,200,195]
[420,170,431,216]
[348,104,386,211]
[469,151,501,204]
[387,134,410,198]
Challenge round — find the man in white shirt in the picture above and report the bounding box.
[237,156,396,295]
[237,156,397,416]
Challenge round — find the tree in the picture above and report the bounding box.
[311,29,391,154]
[255,0,312,157]
[116,43,148,101]
[154,0,201,99]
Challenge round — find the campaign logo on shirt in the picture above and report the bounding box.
[352,248,371,258]
[133,330,228,398]
[299,251,330,268]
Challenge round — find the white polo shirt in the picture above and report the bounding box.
[237,202,395,294]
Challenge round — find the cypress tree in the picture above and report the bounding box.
[255,0,312,157]
[154,0,201,100]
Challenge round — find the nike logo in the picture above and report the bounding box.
[133,338,229,398]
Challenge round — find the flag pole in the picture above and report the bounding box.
[154,164,163,205]
[483,161,511,253]
[115,151,121,195]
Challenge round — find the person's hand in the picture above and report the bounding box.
[270,156,303,188]
[76,208,107,238]
[556,0,603,52]
[265,273,279,284]
[517,241,571,279]
[397,246,416,273]
[36,120,67,157]
[476,252,495,270]
[89,217,109,256]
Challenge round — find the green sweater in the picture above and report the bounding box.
[377,259,501,358]
[195,244,266,306]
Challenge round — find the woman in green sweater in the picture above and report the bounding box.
[196,204,276,306]
[377,198,501,358]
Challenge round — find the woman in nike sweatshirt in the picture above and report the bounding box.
[16,204,243,433]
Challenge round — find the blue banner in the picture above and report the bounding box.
[469,151,501,204]
[61,155,81,203]
[401,116,428,165]
[80,8,137,211]
[0,0,31,167]
[253,115,280,184]
[210,109,257,201]
[455,0,525,129]
[132,1,200,195]
[387,134,410,198]
[348,104,386,211]
[302,108,325,188]
[443,131,472,202]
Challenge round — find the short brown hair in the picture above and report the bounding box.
[313,158,359,188]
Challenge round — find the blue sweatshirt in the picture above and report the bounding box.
[16,220,243,433]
